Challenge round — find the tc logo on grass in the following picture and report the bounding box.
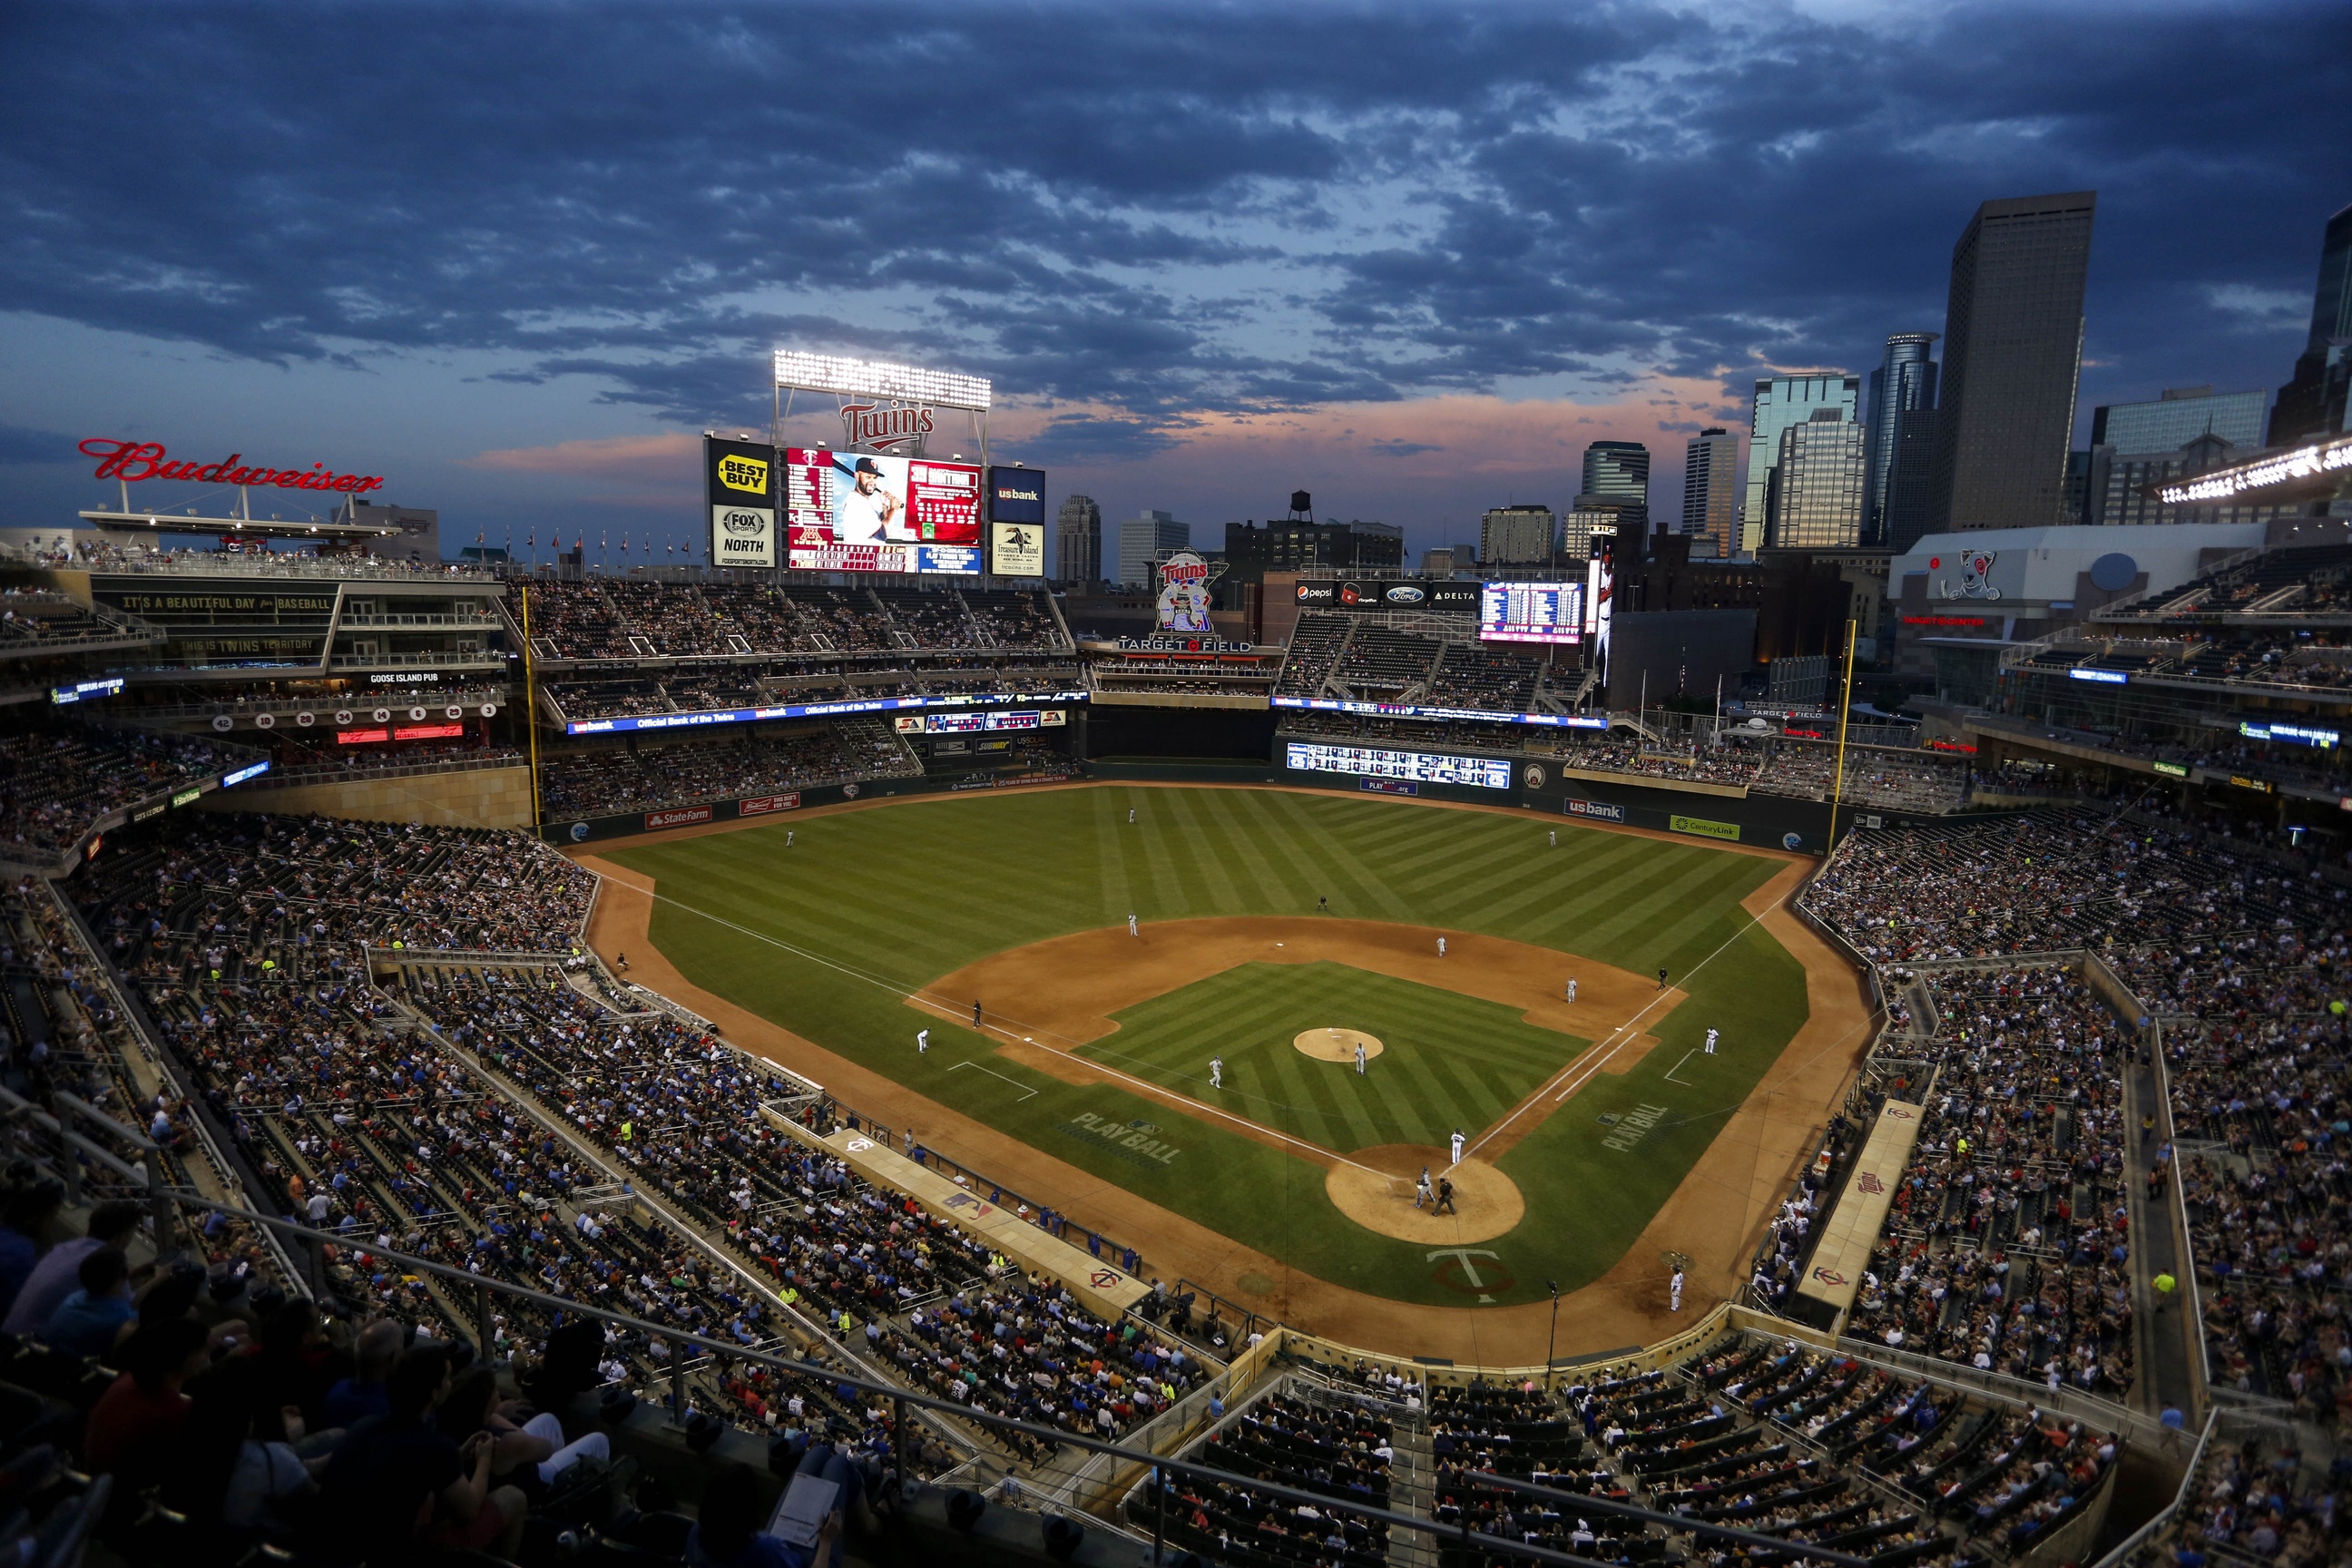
[1427,1248,1515,1301]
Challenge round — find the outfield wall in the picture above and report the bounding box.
[541,768,1076,844]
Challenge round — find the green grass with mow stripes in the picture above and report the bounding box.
[1087,962,1586,1153]
[603,785,1811,1308]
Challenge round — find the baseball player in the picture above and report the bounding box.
[1127,808,1135,824]
[1318,896,1328,912]
[1704,1027,1719,1055]
[1658,967,1669,991]
[1435,1178,1457,1216]
[1436,936,1446,958]
[1415,1167,1433,1208]
[1210,1058,1222,1090]
[786,830,794,847]
[916,1028,929,1054]
[972,999,982,1027]
[1128,912,1139,937]
[1354,1041,1367,1075]
[1548,829,1556,848]
[1449,1128,1465,1166]
[1565,977,1578,1004]
[1670,1267,1685,1312]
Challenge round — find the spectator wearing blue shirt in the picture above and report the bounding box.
[3,1200,142,1337]
[44,1248,137,1358]
[0,1184,64,1319]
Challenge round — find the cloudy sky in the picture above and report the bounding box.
[2,1,2346,566]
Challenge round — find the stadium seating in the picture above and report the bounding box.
[538,721,918,816]
[0,727,249,855]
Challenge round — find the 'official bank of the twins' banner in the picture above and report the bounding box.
[784,447,983,574]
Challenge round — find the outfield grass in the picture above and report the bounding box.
[1090,961,1588,1153]
[605,785,1810,1308]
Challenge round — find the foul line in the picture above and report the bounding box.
[947,1059,1038,1101]
[1661,1050,1698,1085]
[1466,881,1796,1161]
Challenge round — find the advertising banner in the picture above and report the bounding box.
[990,520,1045,577]
[645,806,715,831]
[1295,579,1479,612]
[705,437,778,570]
[784,447,983,574]
[739,793,800,817]
[985,466,1045,524]
[1563,797,1626,823]
[1670,813,1741,841]
[1156,551,1218,633]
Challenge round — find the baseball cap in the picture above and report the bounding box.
[854,457,882,475]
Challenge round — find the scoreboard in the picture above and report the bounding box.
[1479,581,1583,644]
[1284,741,1512,789]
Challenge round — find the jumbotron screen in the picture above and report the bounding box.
[1284,741,1512,789]
[784,448,984,574]
[1479,582,1583,644]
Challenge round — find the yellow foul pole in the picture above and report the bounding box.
[1826,617,1857,849]
[521,583,544,836]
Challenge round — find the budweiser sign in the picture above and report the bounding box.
[840,402,935,454]
[79,438,387,494]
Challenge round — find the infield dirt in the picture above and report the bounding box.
[574,788,1872,1366]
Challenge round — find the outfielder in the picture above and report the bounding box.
[1209,1057,1222,1090]
[786,830,794,847]
[1548,829,1556,848]
[1127,808,1135,824]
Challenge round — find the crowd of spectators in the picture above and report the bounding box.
[515,580,1066,662]
[1843,967,2139,1395]
[1800,809,2345,965]
[0,590,116,647]
[538,721,919,817]
[1745,745,1969,813]
[1135,1383,1397,1567]
[0,725,247,854]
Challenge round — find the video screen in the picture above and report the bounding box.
[1284,741,1512,789]
[1479,582,1583,644]
[784,448,984,574]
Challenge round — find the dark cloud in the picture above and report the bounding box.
[0,1,2345,449]
[0,424,75,465]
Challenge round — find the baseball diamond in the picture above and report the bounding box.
[584,780,1861,1356]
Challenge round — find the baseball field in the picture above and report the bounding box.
[583,783,1852,1354]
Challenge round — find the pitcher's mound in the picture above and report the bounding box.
[1295,1027,1383,1063]
[1326,1143,1524,1243]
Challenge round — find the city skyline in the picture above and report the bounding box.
[0,5,2346,565]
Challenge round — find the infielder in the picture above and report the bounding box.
[1415,1167,1433,1208]
[1565,977,1578,1004]
[1209,1057,1222,1090]
[1705,1027,1719,1054]
[1670,1267,1685,1312]
[1436,936,1446,958]
[1449,1128,1465,1165]
[1354,1041,1367,1075]
[916,1028,929,1054]
[1128,912,1139,936]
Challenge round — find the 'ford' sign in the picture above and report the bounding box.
[1384,584,1426,603]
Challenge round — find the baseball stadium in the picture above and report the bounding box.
[4,387,2350,1568]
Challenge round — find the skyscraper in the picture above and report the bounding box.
[2092,387,2269,454]
[1116,510,1188,587]
[1743,375,1860,555]
[1771,410,1867,549]
[1681,427,1739,558]
[1582,441,1650,504]
[1863,333,1938,544]
[1055,494,1102,583]
[1480,505,1555,564]
[2269,203,2352,447]
[1929,191,2097,532]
